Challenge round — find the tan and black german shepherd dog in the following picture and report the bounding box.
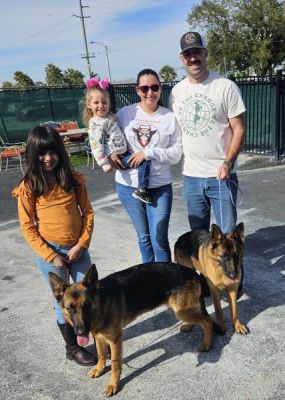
[174,223,249,335]
[49,262,220,397]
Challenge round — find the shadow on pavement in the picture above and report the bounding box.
[115,224,285,390]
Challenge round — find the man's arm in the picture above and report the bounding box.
[217,113,245,179]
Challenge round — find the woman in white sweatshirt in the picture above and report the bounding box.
[109,69,182,262]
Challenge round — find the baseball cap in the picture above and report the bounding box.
[180,32,205,53]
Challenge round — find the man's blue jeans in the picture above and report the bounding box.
[35,242,91,324]
[182,174,239,233]
[116,182,172,262]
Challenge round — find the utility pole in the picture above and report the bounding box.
[105,45,112,83]
[73,0,95,78]
[90,41,112,82]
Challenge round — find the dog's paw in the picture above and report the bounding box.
[180,323,193,332]
[234,322,249,335]
[103,384,118,397]
[87,366,105,378]
[198,341,211,352]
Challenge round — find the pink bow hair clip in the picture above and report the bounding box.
[98,78,109,89]
[86,77,109,89]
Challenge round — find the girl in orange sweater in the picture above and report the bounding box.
[12,126,96,366]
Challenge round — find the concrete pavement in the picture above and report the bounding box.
[0,160,285,400]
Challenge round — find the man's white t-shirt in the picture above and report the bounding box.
[169,72,246,177]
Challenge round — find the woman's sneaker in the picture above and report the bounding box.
[132,189,153,204]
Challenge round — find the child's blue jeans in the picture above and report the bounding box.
[35,242,91,324]
[120,151,151,190]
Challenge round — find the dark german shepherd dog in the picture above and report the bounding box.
[49,262,217,397]
[174,223,249,335]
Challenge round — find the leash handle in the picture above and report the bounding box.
[227,178,243,207]
[218,178,243,207]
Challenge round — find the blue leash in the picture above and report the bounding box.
[218,179,243,232]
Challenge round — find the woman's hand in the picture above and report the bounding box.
[127,151,146,168]
[66,244,84,263]
[108,153,125,169]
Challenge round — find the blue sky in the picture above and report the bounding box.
[0,0,199,85]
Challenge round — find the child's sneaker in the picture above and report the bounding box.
[132,189,153,204]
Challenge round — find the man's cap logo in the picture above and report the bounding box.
[184,33,197,45]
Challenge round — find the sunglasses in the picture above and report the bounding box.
[182,48,203,57]
[137,84,161,94]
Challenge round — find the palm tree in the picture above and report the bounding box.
[159,65,177,82]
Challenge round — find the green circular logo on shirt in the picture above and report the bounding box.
[178,96,216,137]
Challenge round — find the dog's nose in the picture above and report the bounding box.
[74,326,87,336]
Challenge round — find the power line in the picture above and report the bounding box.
[13,16,74,45]
[88,0,144,15]
[88,0,165,17]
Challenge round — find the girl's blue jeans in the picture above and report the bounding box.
[116,182,172,262]
[182,174,238,233]
[35,242,91,324]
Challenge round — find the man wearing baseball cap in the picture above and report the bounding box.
[169,31,246,296]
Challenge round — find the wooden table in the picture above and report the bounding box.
[57,128,88,138]
[57,128,88,154]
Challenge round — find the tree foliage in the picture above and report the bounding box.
[187,0,285,75]
[1,65,86,90]
[159,65,177,81]
[63,68,85,86]
[35,81,46,87]
[1,81,13,90]
[45,64,65,86]
[45,64,86,86]
[13,71,35,89]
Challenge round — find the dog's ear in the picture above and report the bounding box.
[83,264,98,288]
[211,224,222,241]
[233,222,245,242]
[48,272,67,302]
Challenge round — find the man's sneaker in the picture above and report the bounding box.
[132,189,153,204]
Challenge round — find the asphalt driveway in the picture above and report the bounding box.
[0,161,284,400]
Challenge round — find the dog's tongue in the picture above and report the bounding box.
[77,335,89,347]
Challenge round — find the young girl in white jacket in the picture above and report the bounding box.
[83,77,154,204]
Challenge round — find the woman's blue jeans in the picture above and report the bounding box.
[35,242,91,324]
[116,182,172,262]
[182,174,238,233]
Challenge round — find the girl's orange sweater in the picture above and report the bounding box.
[12,174,94,262]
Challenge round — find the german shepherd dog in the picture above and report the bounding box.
[174,223,249,335]
[49,262,218,397]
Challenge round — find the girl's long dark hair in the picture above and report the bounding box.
[23,126,80,196]
[136,68,164,107]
